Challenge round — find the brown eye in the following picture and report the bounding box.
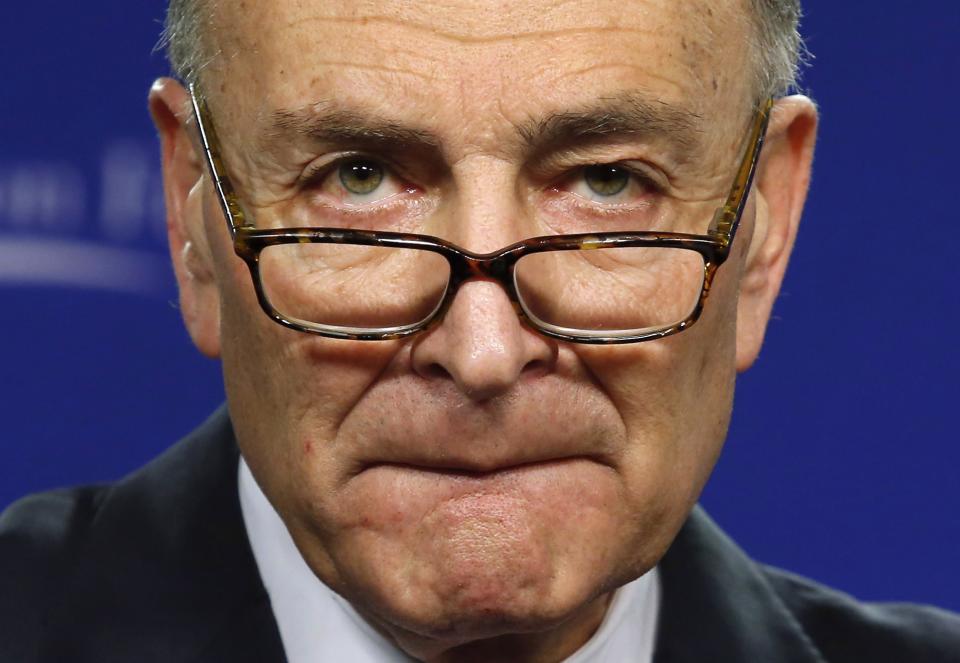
[583,165,629,197]
[339,160,384,195]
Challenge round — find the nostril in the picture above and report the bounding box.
[520,357,552,382]
[419,362,452,382]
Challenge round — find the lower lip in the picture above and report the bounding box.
[347,458,615,511]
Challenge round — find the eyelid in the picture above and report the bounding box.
[298,151,377,186]
[535,150,670,188]
[554,161,667,199]
[601,162,667,194]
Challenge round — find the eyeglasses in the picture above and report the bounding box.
[190,85,771,344]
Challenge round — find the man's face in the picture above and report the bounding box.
[154,0,813,657]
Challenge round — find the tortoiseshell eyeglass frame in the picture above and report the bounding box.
[189,84,773,344]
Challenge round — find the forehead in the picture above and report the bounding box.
[207,0,753,136]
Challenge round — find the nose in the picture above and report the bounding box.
[410,278,557,402]
[410,152,556,401]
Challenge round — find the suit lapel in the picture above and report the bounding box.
[40,407,286,663]
[653,506,827,663]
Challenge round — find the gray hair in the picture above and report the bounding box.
[749,0,806,98]
[162,0,208,87]
[161,0,805,99]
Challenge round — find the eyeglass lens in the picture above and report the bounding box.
[257,242,706,337]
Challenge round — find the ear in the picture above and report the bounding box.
[735,95,818,371]
[149,78,222,358]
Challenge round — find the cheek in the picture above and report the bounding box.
[575,336,719,446]
[224,337,401,493]
[214,238,405,511]
[573,290,739,513]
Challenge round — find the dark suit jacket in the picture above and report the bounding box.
[2,407,958,662]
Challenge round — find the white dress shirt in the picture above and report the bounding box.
[239,459,660,662]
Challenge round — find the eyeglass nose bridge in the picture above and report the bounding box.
[425,243,531,332]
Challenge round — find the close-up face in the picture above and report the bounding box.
[151,0,815,657]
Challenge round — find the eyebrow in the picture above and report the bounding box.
[262,92,704,159]
[518,93,704,159]
[264,105,440,152]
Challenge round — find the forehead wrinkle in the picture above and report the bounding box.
[517,93,705,161]
[283,12,658,46]
[554,64,691,98]
[295,60,434,83]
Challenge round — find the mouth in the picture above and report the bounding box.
[339,454,622,533]
[360,455,607,481]
[347,455,619,504]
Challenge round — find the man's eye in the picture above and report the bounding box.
[566,164,654,204]
[583,165,630,197]
[311,157,407,206]
[339,159,384,195]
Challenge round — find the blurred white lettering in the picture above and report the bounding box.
[0,163,85,231]
[0,141,171,294]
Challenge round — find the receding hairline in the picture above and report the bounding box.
[161,0,805,100]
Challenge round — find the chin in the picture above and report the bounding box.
[309,501,624,645]
[285,455,659,647]
[361,557,605,645]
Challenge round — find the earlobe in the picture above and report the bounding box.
[177,237,222,358]
[735,96,818,372]
[149,77,222,358]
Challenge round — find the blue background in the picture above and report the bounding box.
[2,2,957,611]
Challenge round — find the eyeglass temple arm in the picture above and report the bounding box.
[188,83,249,238]
[708,98,774,245]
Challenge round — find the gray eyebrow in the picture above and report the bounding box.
[518,93,705,159]
[262,93,703,158]
[263,105,440,151]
